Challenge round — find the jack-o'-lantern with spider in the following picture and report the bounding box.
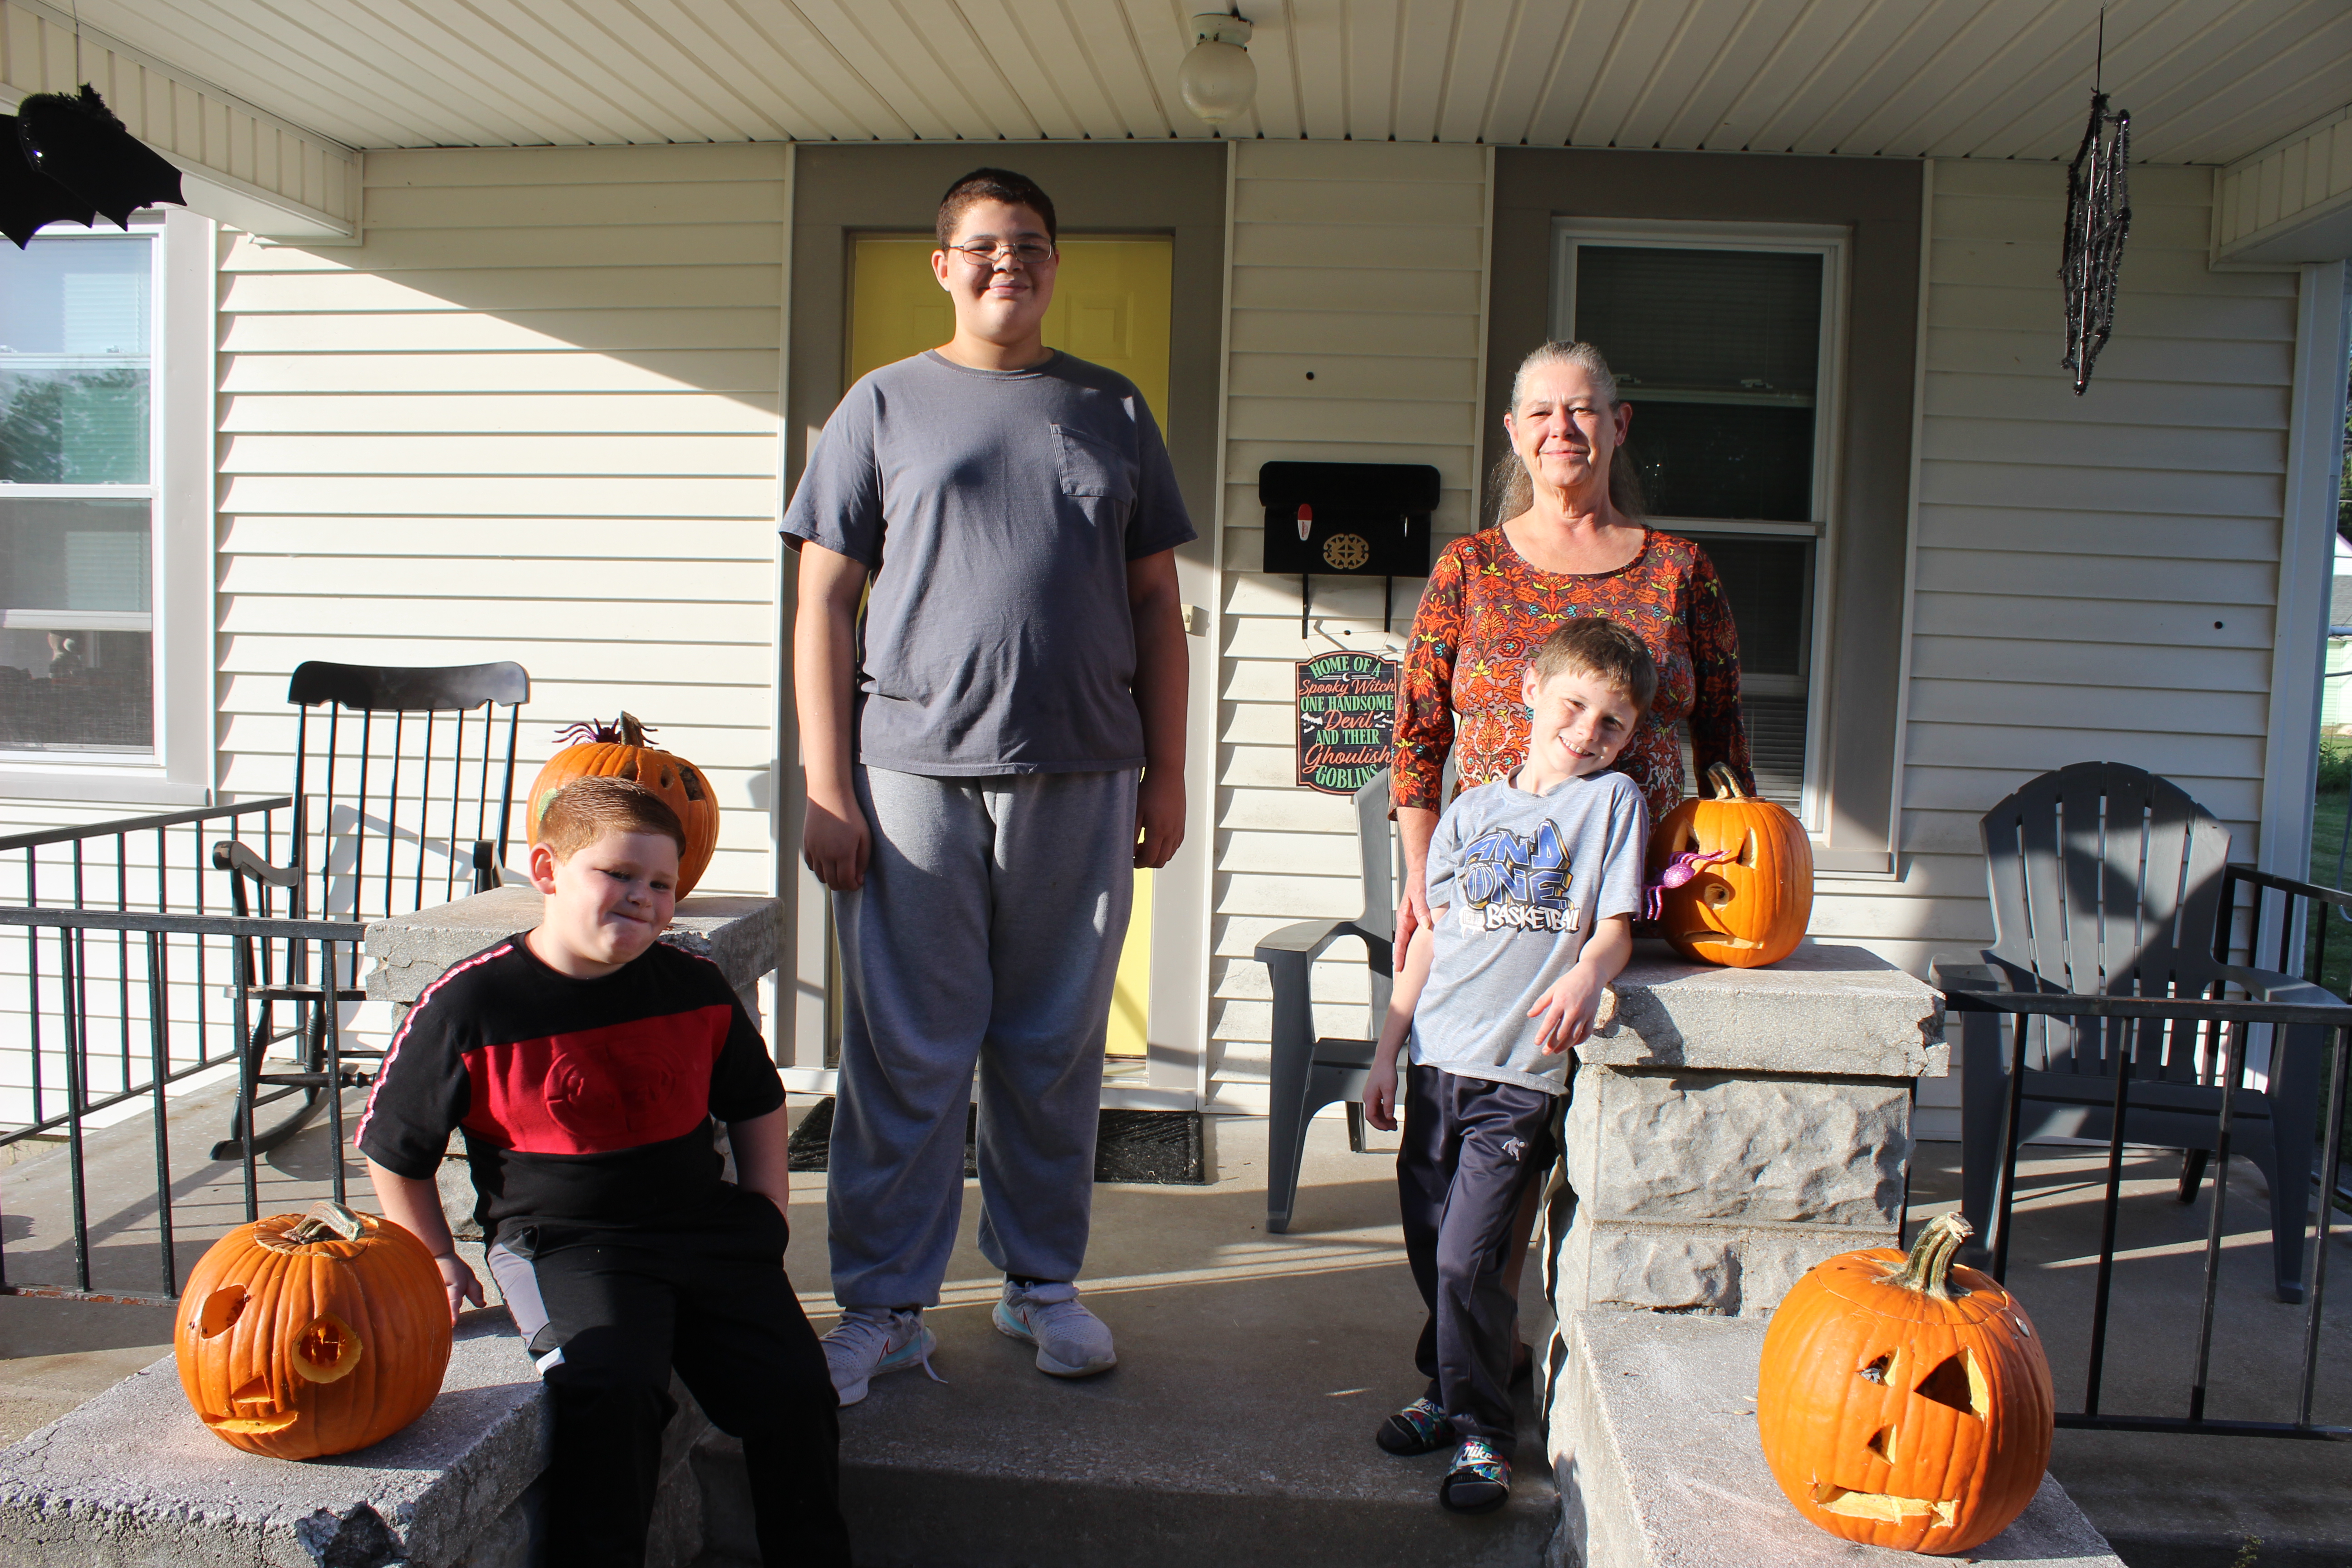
[1646,761,1813,967]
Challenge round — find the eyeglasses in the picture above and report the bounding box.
[946,239,1056,267]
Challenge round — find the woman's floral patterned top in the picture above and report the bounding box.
[1394,526,1753,823]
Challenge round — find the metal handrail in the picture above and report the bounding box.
[1938,977,2347,1442]
[0,797,291,857]
[0,889,369,1302]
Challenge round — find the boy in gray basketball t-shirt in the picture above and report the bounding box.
[1364,617,1655,1517]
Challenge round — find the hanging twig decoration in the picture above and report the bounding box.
[2060,89,2131,395]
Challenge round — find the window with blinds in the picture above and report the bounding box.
[1556,224,1842,823]
[0,234,157,754]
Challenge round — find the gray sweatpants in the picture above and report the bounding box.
[827,764,1137,1310]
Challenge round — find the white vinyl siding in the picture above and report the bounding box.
[1208,141,1488,1111]
[214,142,786,901]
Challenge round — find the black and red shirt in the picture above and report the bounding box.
[356,934,785,1237]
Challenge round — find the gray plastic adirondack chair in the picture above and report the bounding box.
[1253,770,1395,1234]
[1933,761,2331,1302]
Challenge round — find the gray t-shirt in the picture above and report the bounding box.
[1411,770,1648,1095]
[781,350,1196,775]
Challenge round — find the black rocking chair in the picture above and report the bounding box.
[210,659,529,1158]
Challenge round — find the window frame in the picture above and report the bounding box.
[1550,216,1850,833]
[0,208,214,805]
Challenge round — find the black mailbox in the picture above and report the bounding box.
[1259,461,1439,635]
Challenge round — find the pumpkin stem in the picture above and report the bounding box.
[616,711,650,747]
[1705,761,1750,801]
[1890,1212,1975,1298]
[285,1199,366,1245]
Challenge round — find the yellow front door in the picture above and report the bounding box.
[844,235,1173,1060]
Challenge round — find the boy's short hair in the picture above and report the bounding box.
[539,777,687,863]
[1530,617,1657,715]
[936,167,1058,249]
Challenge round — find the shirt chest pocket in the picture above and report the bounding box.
[1052,423,1136,505]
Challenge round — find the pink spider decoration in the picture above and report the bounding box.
[1644,848,1732,921]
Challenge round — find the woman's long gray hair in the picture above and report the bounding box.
[1487,340,1646,527]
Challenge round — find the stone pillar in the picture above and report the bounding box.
[1549,941,1947,1320]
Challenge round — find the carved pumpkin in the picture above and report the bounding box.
[1757,1214,2054,1554]
[525,712,720,897]
[1646,761,1813,967]
[176,1200,453,1460]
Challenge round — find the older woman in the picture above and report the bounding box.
[1394,339,1753,948]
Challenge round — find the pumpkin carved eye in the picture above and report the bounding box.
[196,1284,247,1337]
[1912,1350,1990,1420]
[1736,829,1759,867]
[1858,1352,1893,1383]
[290,1313,364,1384]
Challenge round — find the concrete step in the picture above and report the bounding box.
[816,1275,1555,1568]
[782,1111,1558,1567]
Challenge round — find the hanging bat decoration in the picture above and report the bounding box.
[0,113,96,248]
[2059,90,2130,395]
[1,84,183,249]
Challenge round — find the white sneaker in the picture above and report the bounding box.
[992,1280,1117,1377]
[821,1307,941,1406]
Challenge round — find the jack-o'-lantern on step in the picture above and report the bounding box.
[1757,1214,2055,1554]
[176,1201,452,1460]
[1646,761,1813,967]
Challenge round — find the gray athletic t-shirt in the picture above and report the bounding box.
[781,350,1196,775]
[1411,770,1648,1095]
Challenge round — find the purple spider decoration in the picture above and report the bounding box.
[1644,848,1731,921]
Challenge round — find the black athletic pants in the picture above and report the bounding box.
[1396,1064,1561,1459]
[486,1186,849,1568]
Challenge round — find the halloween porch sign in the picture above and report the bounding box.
[1295,652,1398,795]
[526,713,721,897]
[177,1201,453,1460]
[1,85,185,249]
[1757,1214,2054,1555]
[1645,762,1812,968]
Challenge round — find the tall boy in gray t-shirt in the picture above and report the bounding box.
[783,169,1194,1403]
[1364,617,1655,1516]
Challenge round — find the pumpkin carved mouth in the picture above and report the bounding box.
[1676,931,1762,949]
[1809,1484,1957,1527]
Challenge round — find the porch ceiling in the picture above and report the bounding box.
[20,0,2352,166]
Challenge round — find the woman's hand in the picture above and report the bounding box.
[1394,804,1440,954]
[1395,863,1431,956]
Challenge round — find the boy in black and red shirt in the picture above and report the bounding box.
[359,777,847,1568]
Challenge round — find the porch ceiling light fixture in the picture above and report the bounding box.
[1,85,184,249]
[1179,13,1257,125]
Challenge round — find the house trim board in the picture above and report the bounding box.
[1197,136,1238,1107]
[1888,157,1935,886]
[2260,261,2352,888]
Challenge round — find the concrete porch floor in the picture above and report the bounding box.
[0,1080,2346,1567]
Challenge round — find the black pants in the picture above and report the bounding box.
[1396,1065,1560,1459]
[486,1186,849,1568]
